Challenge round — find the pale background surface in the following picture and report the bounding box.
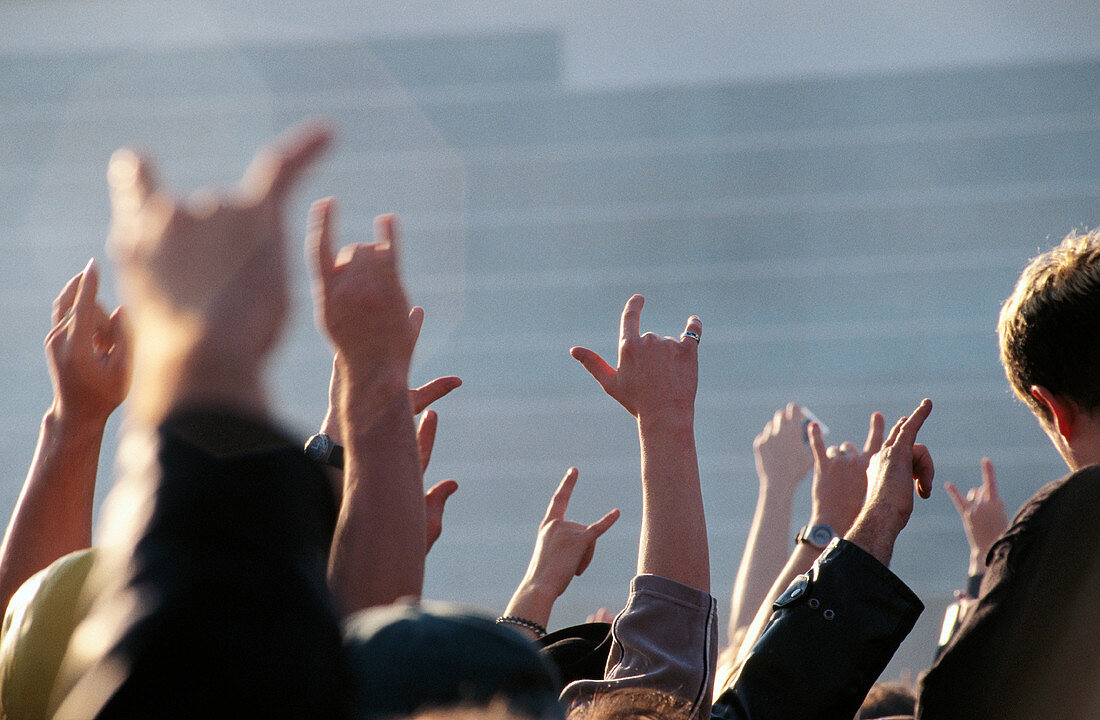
[2,0,1099,680]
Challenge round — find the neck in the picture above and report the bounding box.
[1060,420,1100,471]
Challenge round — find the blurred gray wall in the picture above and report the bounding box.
[2,0,1099,681]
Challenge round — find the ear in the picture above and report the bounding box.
[1030,385,1079,442]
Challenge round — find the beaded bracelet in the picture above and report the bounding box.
[496,615,547,638]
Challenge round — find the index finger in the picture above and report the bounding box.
[981,457,999,498]
[620,294,644,341]
[242,121,332,203]
[545,467,580,522]
[409,306,426,345]
[72,259,101,336]
[896,398,933,446]
[52,271,83,325]
[863,412,885,455]
[808,421,827,466]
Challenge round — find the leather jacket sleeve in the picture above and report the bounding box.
[712,539,923,720]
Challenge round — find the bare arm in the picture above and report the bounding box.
[316,307,462,561]
[0,262,131,617]
[307,200,427,614]
[727,404,812,652]
[572,294,708,591]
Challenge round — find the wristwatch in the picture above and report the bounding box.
[304,432,345,470]
[795,523,837,550]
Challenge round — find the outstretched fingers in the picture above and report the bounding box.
[52,271,84,325]
[576,508,621,576]
[306,198,337,290]
[981,457,999,498]
[71,259,101,345]
[416,409,438,473]
[570,346,617,394]
[373,213,401,267]
[424,478,459,553]
[944,481,968,514]
[107,148,159,222]
[545,467,580,523]
[586,507,621,539]
[244,121,332,203]
[913,443,935,498]
[680,315,702,347]
[863,412,885,455]
[808,421,828,467]
[409,376,463,415]
[409,306,425,345]
[619,294,644,341]
[897,399,933,446]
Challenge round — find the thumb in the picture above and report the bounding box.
[306,198,337,291]
[570,346,617,395]
[913,443,935,499]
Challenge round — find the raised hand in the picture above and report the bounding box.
[945,458,1008,574]
[754,403,814,493]
[107,122,331,421]
[307,198,415,382]
[46,260,132,425]
[570,294,700,422]
[847,399,934,566]
[504,468,620,637]
[807,412,884,535]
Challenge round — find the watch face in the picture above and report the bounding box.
[810,526,835,547]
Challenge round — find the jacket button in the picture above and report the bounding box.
[823,609,835,620]
[808,598,819,609]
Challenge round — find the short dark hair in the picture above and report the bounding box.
[998,229,1100,423]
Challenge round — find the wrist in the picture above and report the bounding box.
[43,403,110,442]
[844,509,900,567]
[505,581,557,631]
[637,413,695,443]
[759,479,799,504]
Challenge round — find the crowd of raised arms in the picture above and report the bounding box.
[0,123,1095,720]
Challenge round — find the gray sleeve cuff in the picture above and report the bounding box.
[559,574,717,720]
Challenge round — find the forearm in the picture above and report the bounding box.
[328,369,424,614]
[636,414,709,593]
[728,484,796,644]
[0,407,104,615]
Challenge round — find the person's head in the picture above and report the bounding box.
[343,600,564,720]
[565,688,692,720]
[856,681,916,718]
[998,228,1100,462]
